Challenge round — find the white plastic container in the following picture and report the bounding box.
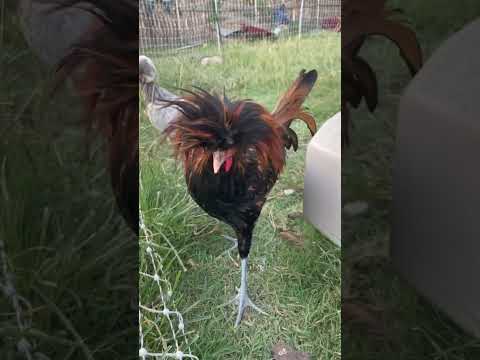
[392,19,480,338]
[303,112,341,246]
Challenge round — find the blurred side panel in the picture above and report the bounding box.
[342,0,480,359]
[0,1,138,358]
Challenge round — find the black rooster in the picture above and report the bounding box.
[164,70,318,326]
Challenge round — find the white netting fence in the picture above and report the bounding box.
[0,234,43,359]
[139,210,198,360]
[140,0,341,57]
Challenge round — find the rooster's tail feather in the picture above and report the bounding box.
[272,69,318,151]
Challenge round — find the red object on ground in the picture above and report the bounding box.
[239,23,275,37]
[322,16,341,32]
[224,23,276,39]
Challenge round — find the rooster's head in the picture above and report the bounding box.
[163,88,285,176]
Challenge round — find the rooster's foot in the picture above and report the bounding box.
[232,283,267,327]
[219,258,267,326]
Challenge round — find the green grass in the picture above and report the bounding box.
[342,1,480,359]
[140,34,341,359]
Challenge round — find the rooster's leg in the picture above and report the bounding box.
[233,257,267,327]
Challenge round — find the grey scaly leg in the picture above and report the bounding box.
[234,258,267,327]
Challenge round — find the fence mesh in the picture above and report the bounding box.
[140,0,341,57]
[139,211,198,360]
[0,233,42,359]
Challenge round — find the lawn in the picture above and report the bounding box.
[139,34,341,359]
[342,1,480,358]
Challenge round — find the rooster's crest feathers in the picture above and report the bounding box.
[164,69,318,174]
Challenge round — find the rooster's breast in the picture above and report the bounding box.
[186,163,278,231]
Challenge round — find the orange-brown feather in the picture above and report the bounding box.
[272,69,318,135]
[163,94,286,177]
[256,112,285,174]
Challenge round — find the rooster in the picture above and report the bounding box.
[163,70,318,326]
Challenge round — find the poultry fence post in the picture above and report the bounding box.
[298,0,305,39]
[175,0,182,48]
[213,0,223,57]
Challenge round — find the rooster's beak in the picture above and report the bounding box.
[213,151,227,174]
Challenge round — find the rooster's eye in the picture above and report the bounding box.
[216,136,234,150]
[230,130,242,142]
